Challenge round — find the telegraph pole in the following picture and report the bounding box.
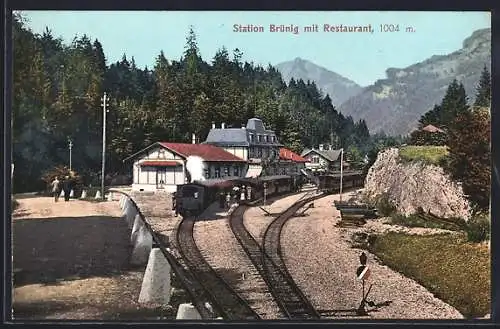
[68,139,73,172]
[101,92,109,200]
[339,148,344,203]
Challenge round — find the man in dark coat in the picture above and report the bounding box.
[62,175,72,202]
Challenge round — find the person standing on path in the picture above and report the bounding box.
[51,176,61,202]
[62,175,72,202]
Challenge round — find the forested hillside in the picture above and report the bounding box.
[12,13,381,193]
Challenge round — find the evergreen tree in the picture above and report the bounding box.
[439,79,469,128]
[445,107,490,212]
[474,65,491,107]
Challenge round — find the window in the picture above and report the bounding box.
[215,167,221,178]
[266,135,269,143]
[257,148,262,158]
[158,149,165,159]
[250,134,255,142]
[224,166,230,177]
[234,166,239,177]
[272,136,276,143]
[312,156,320,164]
[204,169,210,179]
[281,168,286,175]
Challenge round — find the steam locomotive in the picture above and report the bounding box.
[175,174,303,216]
[316,171,366,194]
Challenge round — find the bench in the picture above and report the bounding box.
[334,201,373,210]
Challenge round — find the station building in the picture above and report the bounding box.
[123,142,246,192]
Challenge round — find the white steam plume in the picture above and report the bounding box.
[186,156,206,183]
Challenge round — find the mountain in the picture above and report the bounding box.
[275,57,364,106]
[338,28,491,136]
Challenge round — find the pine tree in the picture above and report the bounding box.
[474,65,491,108]
[439,79,469,128]
[445,107,490,212]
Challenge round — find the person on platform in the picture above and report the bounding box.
[51,176,61,202]
[62,175,72,202]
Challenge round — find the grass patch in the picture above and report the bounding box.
[399,146,448,165]
[369,232,490,318]
[390,214,465,231]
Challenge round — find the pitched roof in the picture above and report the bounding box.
[422,124,445,133]
[123,142,246,162]
[159,143,246,162]
[204,118,283,147]
[279,148,308,162]
[301,149,342,162]
[204,128,250,146]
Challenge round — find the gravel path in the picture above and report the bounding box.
[281,191,465,319]
[128,191,178,246]
[12,196,167,320]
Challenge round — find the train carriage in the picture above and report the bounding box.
[175,174,301,216]
[176,176,242,216]
[317,171,366,194]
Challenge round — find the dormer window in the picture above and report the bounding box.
[266,135,269,143]
[272,136,276,143]
[250,134,255,142]
[258,135,262,143]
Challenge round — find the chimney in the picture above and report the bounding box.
[319,144,324,151]
[212,122,215,129]
[192,133,196,144]
[221,122,225,129]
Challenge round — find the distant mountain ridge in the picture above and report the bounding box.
[275,57,364,106]
[338,28,491,136]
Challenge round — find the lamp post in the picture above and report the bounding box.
[339,148,344,203]
[68,139,73,172]
[101,92,109,200]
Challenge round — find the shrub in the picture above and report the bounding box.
[41,165,84,196]
[373,193,397,217]
[465,215,490,243]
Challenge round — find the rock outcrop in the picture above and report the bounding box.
[363,148,470,220]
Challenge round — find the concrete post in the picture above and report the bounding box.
[123,204,137,229]
[80,190,87,199]
[130,213,144,245]
[138,248,172,304]
[176,303,202,320]
[119,195,126,209]
[95,190,101,199]
[130,225,153,266]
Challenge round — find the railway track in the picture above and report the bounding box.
[262,191,324,319]
[230,191,324,320]
[175,215,261,320]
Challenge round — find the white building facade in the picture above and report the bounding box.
[123,142,247,192]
